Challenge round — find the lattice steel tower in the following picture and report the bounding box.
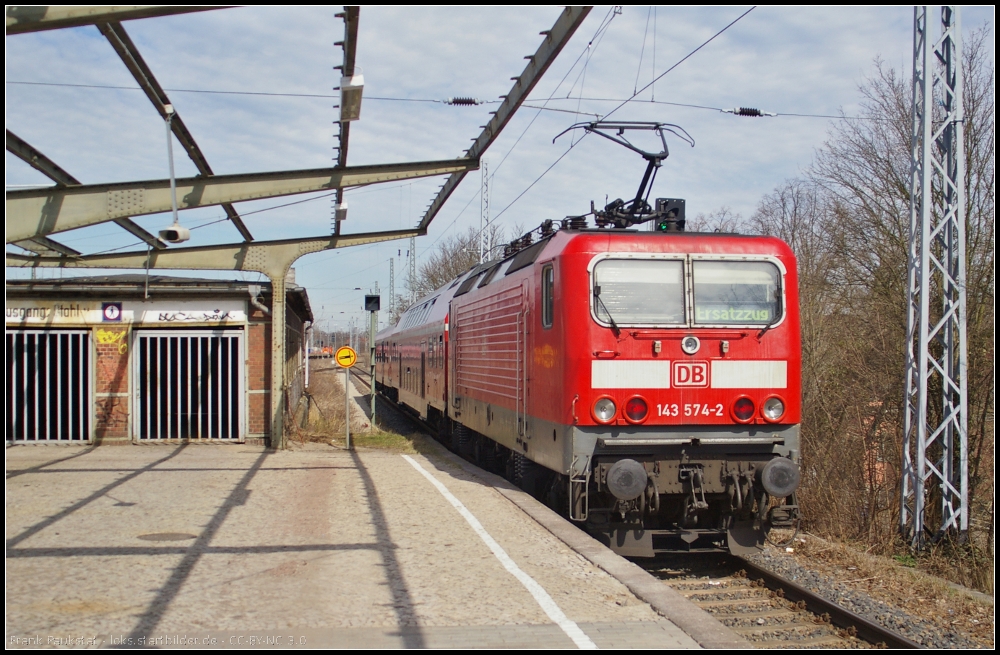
[408,236,417,303]
[389,257,395,317]
[901,6,968,548]
[479,157,490,264]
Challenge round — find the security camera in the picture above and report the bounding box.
[159,225,190,243]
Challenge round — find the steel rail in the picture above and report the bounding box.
[737,557,922,649]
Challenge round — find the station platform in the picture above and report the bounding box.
[6,431,743,649]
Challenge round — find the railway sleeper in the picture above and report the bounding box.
[784,635,859,649]
[694,597,776,610]
[670,578,749,590]
[732,621,836,636]
[715,609,807,626]
[682,586,770,600]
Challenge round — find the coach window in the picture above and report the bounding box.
[692,260,781,325]
[542,264,554,328]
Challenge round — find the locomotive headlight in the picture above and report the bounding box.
[593,397,617,423]
[762,397,785,421]
[681,335,700,355]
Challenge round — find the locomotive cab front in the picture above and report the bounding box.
[559,233,802,556]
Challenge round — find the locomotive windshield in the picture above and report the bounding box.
[593,259,685,325]
[692,260,781,325]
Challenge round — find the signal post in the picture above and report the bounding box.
[365,293,380,429]
[335,345,357,449]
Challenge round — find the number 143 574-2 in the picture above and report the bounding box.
[657,403,724,417]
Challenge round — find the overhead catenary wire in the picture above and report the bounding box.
[489,6,619,179]
[602,5,757,122]
[561,6,618,127]
[421,7,621,254]
[480,6,774,233]
[6,80,880,121]
[490,7,759,222]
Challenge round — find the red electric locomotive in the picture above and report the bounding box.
[376,123,802,555]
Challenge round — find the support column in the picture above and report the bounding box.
[268,268,288,450]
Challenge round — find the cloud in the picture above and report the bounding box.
[6,6,994,327]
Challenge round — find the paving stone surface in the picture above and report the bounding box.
[6,442,700,649]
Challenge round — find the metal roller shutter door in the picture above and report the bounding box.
[133,330,244,440]
[6,330,92,442]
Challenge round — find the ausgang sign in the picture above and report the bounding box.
[5,300,246,326]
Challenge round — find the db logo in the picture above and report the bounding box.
[673,361,709,387]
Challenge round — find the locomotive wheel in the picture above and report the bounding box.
[544,474,569,518]
[472,436,484,466]
[507,451,525,486]
[482,441,499,473]
[454,425,474,457]
[437,417,451,446]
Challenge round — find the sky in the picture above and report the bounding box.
[6,6,995,332]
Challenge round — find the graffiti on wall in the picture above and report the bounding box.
[156,310,238,322]
[96,328,128,354]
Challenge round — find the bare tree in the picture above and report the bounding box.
[751,27,993,590]
[688,206,744,233]
[411,227,481,299]
[388,224,513,325]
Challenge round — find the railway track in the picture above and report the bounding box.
[644,554,921,649]
[350,369,920,650]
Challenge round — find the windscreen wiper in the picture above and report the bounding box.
[593,285,621,337]
[757,279,783,339]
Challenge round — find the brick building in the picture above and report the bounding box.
[5,274,312,446]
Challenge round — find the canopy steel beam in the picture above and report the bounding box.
[416,6,591,232]
[6,229,419,272]
[99,20,253,241]
[6,129,77,185]
[6,6,226,35]
[332,6,359,235]
[6,129,165,250]
[6,158,478,243]
[12,236,81,257]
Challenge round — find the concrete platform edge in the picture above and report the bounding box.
[418,437,749,649]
